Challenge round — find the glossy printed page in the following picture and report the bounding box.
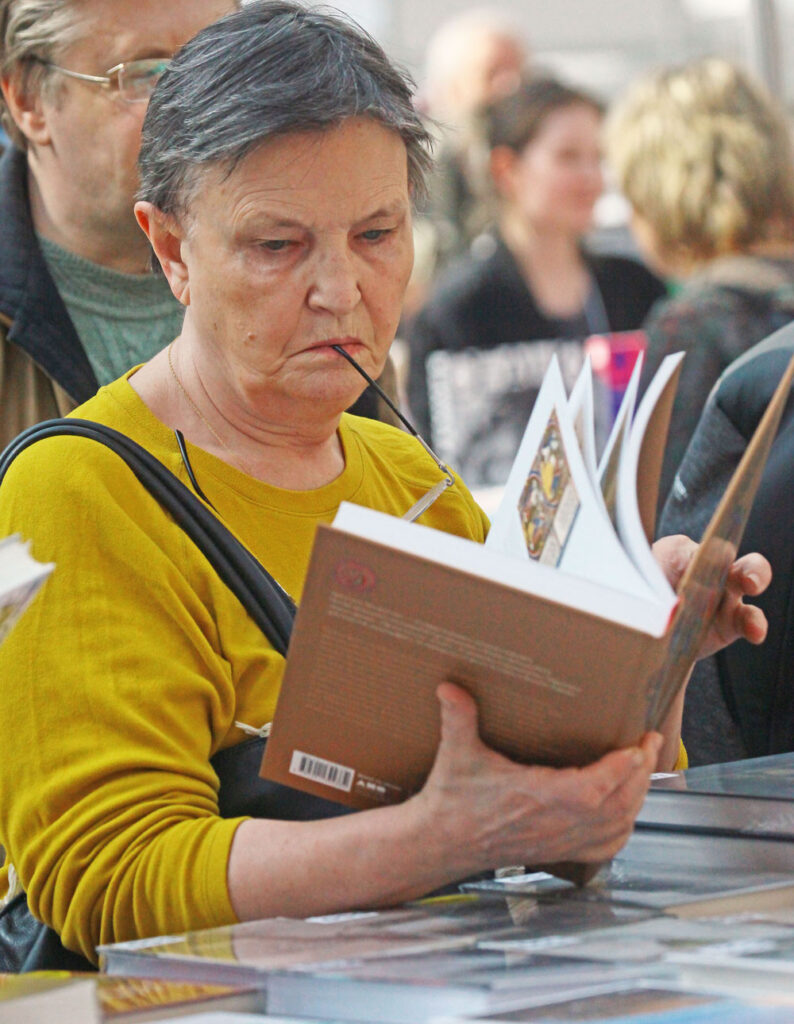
[485,357,659,602]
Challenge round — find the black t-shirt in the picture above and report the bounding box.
[405,234,666,438]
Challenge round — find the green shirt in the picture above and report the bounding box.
[38,235,185,385]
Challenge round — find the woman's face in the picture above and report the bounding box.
[505,102,604,237]
[171,117,414,420]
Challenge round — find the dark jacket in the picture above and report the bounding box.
[641,255,794,513]
[405,234,666,438]
[660,325,794,764]
[0,147,98,447]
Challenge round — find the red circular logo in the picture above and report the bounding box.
[334,559,376,592]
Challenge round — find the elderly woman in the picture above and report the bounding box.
[606,57,794,511]
[0,2,769,971]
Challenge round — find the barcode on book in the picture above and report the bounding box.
[289,750,354,792]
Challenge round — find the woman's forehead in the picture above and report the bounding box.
[192,120,411,221]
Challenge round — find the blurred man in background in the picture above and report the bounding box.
[0,0,235,446]
[409,7,529,308]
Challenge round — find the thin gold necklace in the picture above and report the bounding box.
[167,342,230,453]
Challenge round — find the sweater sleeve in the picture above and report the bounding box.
[0,438,259,963]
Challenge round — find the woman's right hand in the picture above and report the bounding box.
[411,682,662,877]
[229,681,661,924]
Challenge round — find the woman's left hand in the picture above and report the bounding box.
[652,534,771,660]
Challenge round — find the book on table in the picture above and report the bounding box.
[653,750,794,799]
[0,532,53,645]
[432,978,794,1024]
[260,350,794,813]
[639,752,794,840]
[97,893,671,1023]
[261,952,674,1024]
[98,895,529,982]
[0,971,265,1023]
[461,860,794,920]
[665,930,794,994]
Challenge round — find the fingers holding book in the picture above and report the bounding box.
[416,683,662,874]
[652,534,771,659]
[706,551,771,653]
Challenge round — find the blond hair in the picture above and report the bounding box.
[0,0,85,148]
[606,57,794,266]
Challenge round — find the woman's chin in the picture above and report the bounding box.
[290,382,370,416]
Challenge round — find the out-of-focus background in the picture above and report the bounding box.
[334,0,786,102]
[322,0,794,515]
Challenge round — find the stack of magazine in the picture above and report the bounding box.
[98,878,794,1023]
[640,753,794,841]
[95,750,794,1017]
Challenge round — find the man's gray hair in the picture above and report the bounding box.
[138,0,433,216]
[0,0,84,149]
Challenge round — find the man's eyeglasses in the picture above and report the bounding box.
[41,58,170,103]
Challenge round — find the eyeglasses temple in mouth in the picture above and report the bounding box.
[331,344,455,522]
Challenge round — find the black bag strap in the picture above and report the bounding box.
[0,418,301,974]
[0,418,297,655]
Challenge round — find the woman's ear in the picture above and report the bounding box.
[134,202,191,305]
[488,145,519,202]
[1,72,51,146]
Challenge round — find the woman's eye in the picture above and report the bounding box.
[360,228,391,242]
[261,239,292,252]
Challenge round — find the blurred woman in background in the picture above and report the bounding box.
[607,56,794,512]
[406,75,665,439]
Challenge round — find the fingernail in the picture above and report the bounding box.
[631,749,645,767]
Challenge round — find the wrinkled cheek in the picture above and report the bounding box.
[237,325,265,358]
[373,292,405,345]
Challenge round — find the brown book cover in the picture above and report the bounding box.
[263,524,669,810]
[261,354,794,813]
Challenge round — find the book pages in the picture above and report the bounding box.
[485,357,657,601]
[615,352,684,597]
[597,353,643,530]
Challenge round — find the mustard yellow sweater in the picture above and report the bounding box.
[0,372,488,962]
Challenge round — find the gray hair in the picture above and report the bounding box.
[138,0,433,218]
[0,0,85,149]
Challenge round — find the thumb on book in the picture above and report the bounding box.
[436,680,480,745]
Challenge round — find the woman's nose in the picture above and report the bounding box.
[307,247,362,315]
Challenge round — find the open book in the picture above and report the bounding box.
[426,330,648,490]
[0,534,53,646]
[261,352,794,812]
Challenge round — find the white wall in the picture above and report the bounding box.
[329,0,793,105]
